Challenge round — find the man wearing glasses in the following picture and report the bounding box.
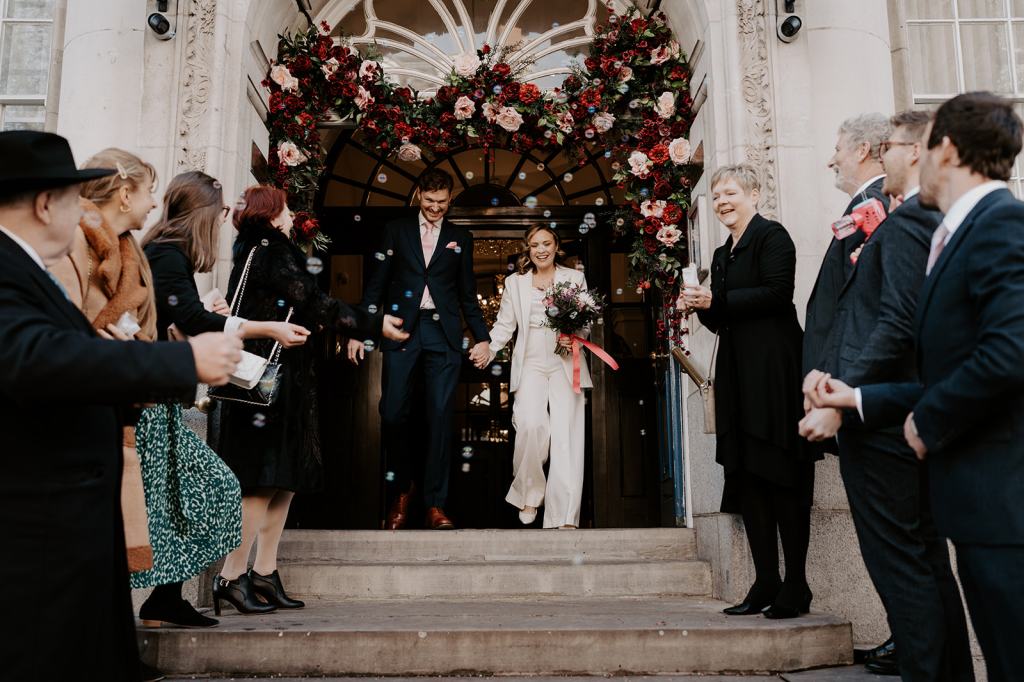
[800,111,972,681]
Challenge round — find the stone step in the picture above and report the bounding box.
[279,558,712,599]
[277,528,696,562]
[140,598,853,676]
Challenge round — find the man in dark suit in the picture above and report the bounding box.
[347,168,490,530]
[0,131,242,680]
[807,92,1024,680]
[801,112,973,681]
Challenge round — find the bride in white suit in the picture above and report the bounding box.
[471,225,591,528]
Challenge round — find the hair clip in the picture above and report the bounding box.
[115,162,129,180]
[212,180,223,189]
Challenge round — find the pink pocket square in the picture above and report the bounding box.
[445,241,459,249]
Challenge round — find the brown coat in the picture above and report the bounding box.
[50,200,159,571]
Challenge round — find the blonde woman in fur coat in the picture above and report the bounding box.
[471,225,591,529]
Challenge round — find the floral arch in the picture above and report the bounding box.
[264,1,697,294]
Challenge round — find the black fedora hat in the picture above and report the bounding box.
[0,130,115,194]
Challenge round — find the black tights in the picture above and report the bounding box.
[739,472,811,606]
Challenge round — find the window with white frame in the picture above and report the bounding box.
[0,0,55,131]
[904,0,1024,193]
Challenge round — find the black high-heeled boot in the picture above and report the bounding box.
[722,580,781,616]
[250,569,305,609]
[139,581,218,628]
[212,574,277,616]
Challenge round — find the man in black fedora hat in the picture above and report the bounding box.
[0,131,244,681]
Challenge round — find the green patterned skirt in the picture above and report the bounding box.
[130,403,242,588]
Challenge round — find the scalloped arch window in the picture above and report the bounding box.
[326,0,600,93]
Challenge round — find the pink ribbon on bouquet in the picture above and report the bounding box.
[561,334,620,394]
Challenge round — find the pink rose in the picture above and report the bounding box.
[592,111,615,133]
[650,46,672,65]
[628,150,652,178]
[640,199,667,218]
[655,91,676,119]
[270,64,298,91]
[277,141,308,167]
[482,102,498,122]
[454,95,476,120]
[656,224,682,246]
[453,53,481,77]
[358,60,381,80]
[321,57,340,78]
[495,106,524,132]
[618,66,633,83]
[397,143,422,162]
[355,85,374,110]
[669,137,691,165]
[556,111,574,133]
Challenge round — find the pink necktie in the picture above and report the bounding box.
[420,221,437,308]
[926,223,949,275]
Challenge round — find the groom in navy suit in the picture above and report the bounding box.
[348,168,490,529]
[806,92,1024,679]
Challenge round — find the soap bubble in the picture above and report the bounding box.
[385,471,395,482]
[368,304,378,314]
[518,171,527,180]
[550,222,557,228]
[579,224,590,234]
[616,218,625,226]
[587,106,596,114]
[491,197,499,206]
[354,214,362,222]
[584,129,595,139]
[552,21,560,28]
[615,288,623,295]
[404,290,413,298]
[378,173,388,183]
[595,197,605,206]
[640,188,650,197]
[261,239,269,246]
[461,446,474,459]
[490,364,502,377]
[544,130,553,139]
[364,339,375,352]
[524,196,538,209]
[465,171,475,180]
[461,462,471,473]
[252,413,266,428]
[375,252,386,261]
[391,303,399,311]
[628,99,640,109]
[276,299,286,307]
[584,212,596,224]
[563,173,573,182]
[604,150,612,158]
[386,249,394,256]
[493,85,503,94]
[306,256,323,274]
[454,246,462,254]
[474,88,484,99]
[543,209,552,218]
[536,163,545,171]
[432,313,440,321]
[507,263,515,271]
[167,295,178,307]
[462,337,470,350]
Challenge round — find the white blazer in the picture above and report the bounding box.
[489,265,593,393]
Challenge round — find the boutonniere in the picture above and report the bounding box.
[445,241,459,250]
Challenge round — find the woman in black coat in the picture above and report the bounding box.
[212,185,407,614]
[683,164,816,619]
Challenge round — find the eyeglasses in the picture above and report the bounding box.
[879,140,917,155]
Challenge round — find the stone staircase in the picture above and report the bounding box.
[139,528,853,676]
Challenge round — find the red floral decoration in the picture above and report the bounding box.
[263,6,696,315]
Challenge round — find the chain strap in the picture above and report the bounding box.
[230,245,294,362]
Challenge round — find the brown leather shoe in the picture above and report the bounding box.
[427,507,454,530]
[386,492,412,530]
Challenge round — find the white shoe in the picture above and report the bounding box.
[519,506,537,524]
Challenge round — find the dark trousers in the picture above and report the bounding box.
[380,312,462,508]
[838,430,973,682]
[738,471,812,608]
[954,543,1024,682]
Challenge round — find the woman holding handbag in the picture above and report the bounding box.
[136,170,310,626]
[681,164,813,619]
[211,185,407,615]
[471,225,589,529]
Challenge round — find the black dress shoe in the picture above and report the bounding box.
[138,595,218,628]
[865,657,901,676]
[250,569,305,609]
[213,574,277,616]
[763,584,812,619]
[140,662,166,682]
[856,636,896,663]
[722,581,780,616]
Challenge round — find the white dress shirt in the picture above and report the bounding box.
[854,174,886,199]
[419,211,439,310]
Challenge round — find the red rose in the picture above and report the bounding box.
[519,83,541,104]
[503,81,520,99]
[670,65,688,81]
[481,44,491,55]
[297,112,316,128]
[654,180,672,199]
[584,56,599,72]
[663,203,683,224]
[394,122,414,141]
[493,62,511,78]
[648,144,669,164]
[630,18,648,34]
[291,55,313,74]
[579,88,602,108]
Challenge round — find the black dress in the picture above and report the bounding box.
[695,214,814,513]
[212,224,382,493]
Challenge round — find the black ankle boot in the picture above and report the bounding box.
[250,569,305,609]
[139,588,218,628]
[722,580,781,616]
[212,574,277,616]
[763,583,813,619]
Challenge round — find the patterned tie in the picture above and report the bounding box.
[926,222,949,275]
[45,269,71,301]
[420,221,438,309]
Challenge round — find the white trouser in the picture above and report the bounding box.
[505,325,586,528]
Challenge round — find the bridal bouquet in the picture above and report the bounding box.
[542,281,618,393]
[543,281,605,356]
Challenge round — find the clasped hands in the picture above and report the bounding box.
[798,369,927,460]
[677,284,712,312]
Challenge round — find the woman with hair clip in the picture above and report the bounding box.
[472,225,590,529]
[135,171,311,626]
[212,185,407,615]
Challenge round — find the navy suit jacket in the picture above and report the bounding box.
[361,214,489,351]
[860,188,1024,544]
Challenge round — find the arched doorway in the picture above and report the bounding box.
[280,0,687,530]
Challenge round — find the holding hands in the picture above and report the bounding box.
[469,341,492,369]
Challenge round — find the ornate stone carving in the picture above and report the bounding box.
[736,0,778,219]
[175,0,217,172]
